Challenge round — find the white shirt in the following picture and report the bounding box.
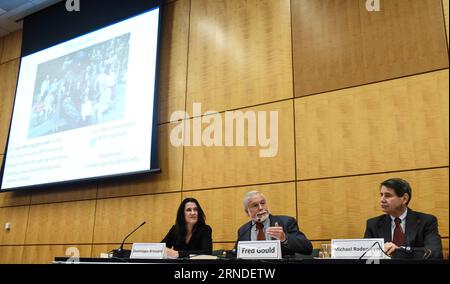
[390,208,407,241]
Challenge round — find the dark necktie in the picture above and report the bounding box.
[256,222,265,241]
[393,217,405,246]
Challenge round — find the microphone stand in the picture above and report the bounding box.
[231,221,258,257]
[111,221,146,259]
[358,241,390,261]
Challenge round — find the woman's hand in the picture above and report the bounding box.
[165,248,179,259]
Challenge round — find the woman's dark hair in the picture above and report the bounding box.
[380,178,412,206]
[174,198,206,242]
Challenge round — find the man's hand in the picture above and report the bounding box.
[384,242,399,256]
[266,222,286,242]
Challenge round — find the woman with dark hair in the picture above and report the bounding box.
[162,198,213,258]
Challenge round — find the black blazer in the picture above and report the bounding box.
[364,209,443,259]
[161,224,213,258]
[235,215,313,256]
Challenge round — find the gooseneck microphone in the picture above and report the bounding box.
[231,213,268,257]
[112,221,146,258]
[398,246,413,253]
[231,221,258,256]
[396,246,432,259]
[400,234,412,253]
[395,233,431,259]
[240,222,257,239]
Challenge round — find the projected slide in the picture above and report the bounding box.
[1,8,160,190]
[28,33,130,138]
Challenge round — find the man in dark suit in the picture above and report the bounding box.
[235,191,312,257]
[364,178,443,259]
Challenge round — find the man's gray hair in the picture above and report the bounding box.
[243,191,265,211]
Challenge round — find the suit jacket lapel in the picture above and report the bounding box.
[405,209,419,246]
[378,214,392,243]
[269,215,275,227]
[268,215,277,240]
[243,221,253,241]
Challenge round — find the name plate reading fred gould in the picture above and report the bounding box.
[130,243,166,259]
[237,240,281,260]
[331,239,385,259]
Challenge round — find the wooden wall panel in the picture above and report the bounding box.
[22,245,91,264]
[30,184,97,205]
[292,0,365,97]
[296,70,449,180]
[93,193,181,243]
[0,206,29,245]
[297,168,449,240]
[292,0,449,97]
[183,100,295,190]
[187,0,293,113]
[411,169,449,237]
[158,0,190,124]
[0,246,24,263]
[0,30,22,63]
[25,200,96,244]
[359,0,449,83]
[97,124,183,198]
[213,243,235,251]
[0,191,31,208]
[91,244,119,258]
[183,182,297,242]
[0,59,20,154]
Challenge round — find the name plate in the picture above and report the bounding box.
[237,240,281,259]
[130,243,166,259]
[331,239,385,259]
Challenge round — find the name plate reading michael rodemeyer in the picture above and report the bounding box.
[130,243,166,259]
[237,240,281,259]
[331,239,385,259]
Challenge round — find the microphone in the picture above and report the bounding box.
[112,221,146,258]
[395,246,432,259]
[231,221,258,256]
[398,246,413,253]
[402,233,412,253]
[239,221,258,240]
[393,233,431,259]
[231,213,268,256]
[396,234,412,254]
[256,211,268,223]
[236,214,266,243]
